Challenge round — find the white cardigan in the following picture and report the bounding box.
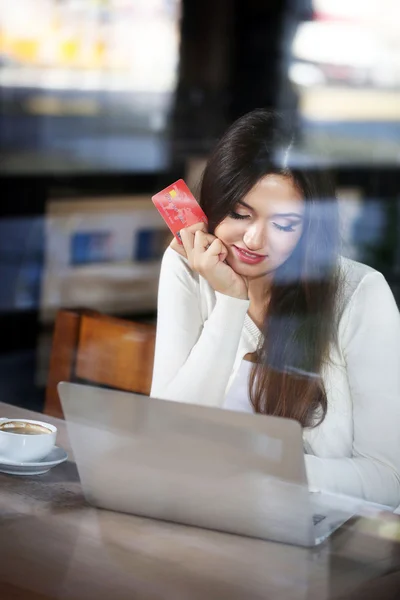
[151,247,400,508]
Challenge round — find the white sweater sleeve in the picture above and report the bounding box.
[150,248,250,406]
[305,272,400,507]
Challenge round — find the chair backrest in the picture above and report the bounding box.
[45,309,156,418]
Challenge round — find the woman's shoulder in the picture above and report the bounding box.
[338,255,392,313]
[339,255,378,287]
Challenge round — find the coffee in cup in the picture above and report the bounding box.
[0,418,57,462]
[0,421,52,435]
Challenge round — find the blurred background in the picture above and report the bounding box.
[0,0,399,411]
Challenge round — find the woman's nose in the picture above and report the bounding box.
[243,222,267,251]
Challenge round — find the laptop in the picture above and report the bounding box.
[58,381,384,547]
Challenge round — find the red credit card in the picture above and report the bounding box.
[152,179,208,244]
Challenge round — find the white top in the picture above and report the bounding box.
[151,247,400,508]
[223,360,254,413]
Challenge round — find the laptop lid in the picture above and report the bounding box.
[58,381,315,546]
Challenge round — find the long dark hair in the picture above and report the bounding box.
[199,109,340,428]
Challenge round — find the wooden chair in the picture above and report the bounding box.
[45,309,156,418]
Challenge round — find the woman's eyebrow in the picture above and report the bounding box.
[237,201,304,220]
[237,200,253,210]
[271,212,303,219]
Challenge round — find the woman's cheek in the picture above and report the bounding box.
[214,221,227,241]
[215,220,245,244]
[269,231,298,260]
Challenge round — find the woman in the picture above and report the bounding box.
[151,109,400,508]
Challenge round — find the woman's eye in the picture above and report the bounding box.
[228,210,250,220]
[273,222,296,232]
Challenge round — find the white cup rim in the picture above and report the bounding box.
[0,418,57,437]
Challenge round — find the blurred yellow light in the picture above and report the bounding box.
[12,39,39,63]
[60,40,80,64]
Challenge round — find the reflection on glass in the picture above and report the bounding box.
[0,0,181,172]
[285,0,400,165]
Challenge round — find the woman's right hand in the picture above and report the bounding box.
[171,223,248,300]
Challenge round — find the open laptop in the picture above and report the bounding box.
[58,381,384,547]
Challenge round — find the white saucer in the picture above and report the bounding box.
[0,446,68,476]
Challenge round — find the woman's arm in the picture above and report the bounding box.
[306,272,400,507]
[150,248,250,406]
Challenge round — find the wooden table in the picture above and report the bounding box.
[1,402,400,600]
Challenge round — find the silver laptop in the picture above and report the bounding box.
[58,381,380,547]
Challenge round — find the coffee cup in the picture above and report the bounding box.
[0,418,57,462]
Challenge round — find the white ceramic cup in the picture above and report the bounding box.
[0,418,57,462]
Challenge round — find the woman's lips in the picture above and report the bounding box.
[232,245,267,265]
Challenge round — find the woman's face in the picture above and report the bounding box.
[214,174,305,279]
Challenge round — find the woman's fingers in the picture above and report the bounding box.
[179,228,195,263]
[192,234,229,275]
[179,222,208,265]
[192,231,217,269]
[183,229,247,299]
[205,237,228,262]
[172,224,230,279]
[182,221,207,239]
[194,230,216,252]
